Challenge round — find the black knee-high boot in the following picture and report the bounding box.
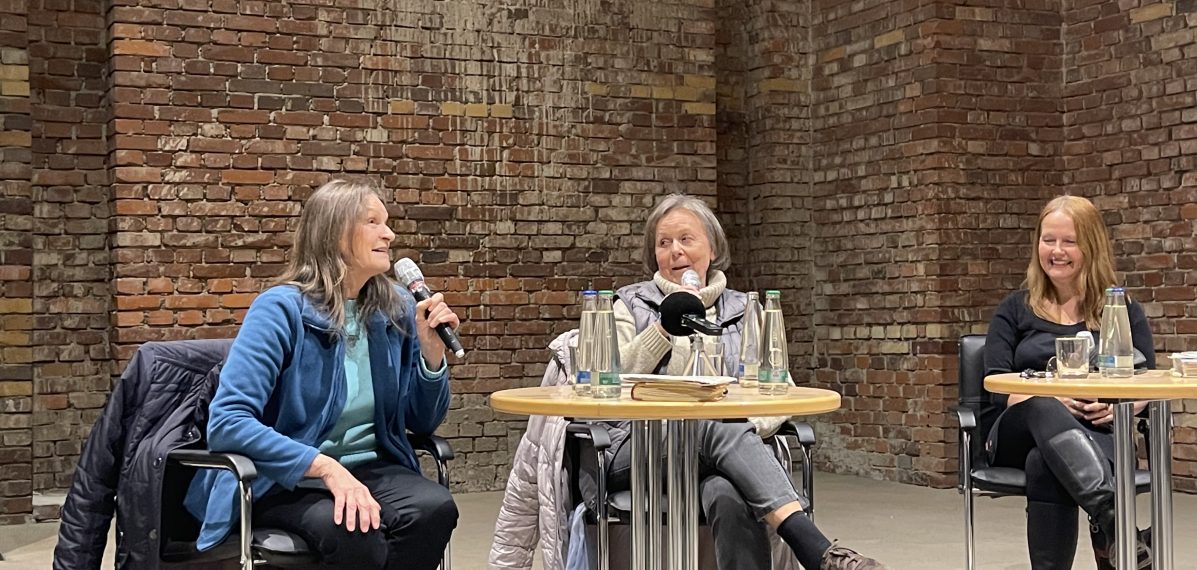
[1041,429,1153,569]
[1027,501,1078,570]
[1038,429,1116,534]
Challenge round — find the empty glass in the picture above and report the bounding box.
[701,342,724,377]
[1056,336,1090,379]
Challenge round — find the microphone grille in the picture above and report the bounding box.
[682,269,702,289]
[393,258,423,286]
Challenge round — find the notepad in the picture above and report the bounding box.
[620,374,733,402]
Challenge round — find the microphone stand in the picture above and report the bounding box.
[687,334,708,377]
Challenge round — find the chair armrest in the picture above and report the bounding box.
[951,405,977,431]
[168,448,258,482]
[409,433,455,462]
[168,448,257,568]
[776,420,815,447]
[566,421,612,452]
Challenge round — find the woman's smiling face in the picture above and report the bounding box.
[1037,210,1084,290]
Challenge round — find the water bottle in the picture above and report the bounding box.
[1098,287,1134,378]
[738,291,762,389]
[758,290,790,396]
[574,290,598,396]
[592,290,622,399]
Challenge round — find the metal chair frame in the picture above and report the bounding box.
[165,434,454,570]
[953,333,1151,570]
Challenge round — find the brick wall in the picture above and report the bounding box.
[5,0,1197,525]
[1061,0,1197,489]
[0,0,34,526]
[29,0,113,500]
[801,0,1068,486]
[103,0,718,493]
[717,0,816,358]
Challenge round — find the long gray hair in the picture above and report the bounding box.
[274,179,407,337]
[641,193,731,276]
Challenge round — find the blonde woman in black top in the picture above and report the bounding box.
[984,196,1155,570]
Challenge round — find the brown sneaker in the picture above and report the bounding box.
[819,542,888,570]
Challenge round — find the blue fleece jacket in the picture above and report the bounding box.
[183,284,451,550]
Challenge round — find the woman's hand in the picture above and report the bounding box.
[1069,399,1150,426]
[1056,396,1087,419]
[305,455,380,532]
[415,292,461,368]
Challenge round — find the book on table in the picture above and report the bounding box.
[620,374,734,402]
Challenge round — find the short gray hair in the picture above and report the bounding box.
[641,193,730,276]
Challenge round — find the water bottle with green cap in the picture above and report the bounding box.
[592,290,622,399]
[758,290,790,396]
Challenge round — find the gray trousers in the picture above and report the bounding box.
[603,420,802,570]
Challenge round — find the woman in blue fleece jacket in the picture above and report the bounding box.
[184,179,460,569]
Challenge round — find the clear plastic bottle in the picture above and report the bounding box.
[573,290,597,396]
[1098,287,1134,378]
[738,291,762,389]
[592,290,622,399]
[758,290,790,396]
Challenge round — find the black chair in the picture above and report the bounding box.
[565,418,817,570]
[953,333,1150,570]
[161,434,453,570]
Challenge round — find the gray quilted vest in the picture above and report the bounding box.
[614,281,748,376]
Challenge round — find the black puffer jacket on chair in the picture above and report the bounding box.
[53,339,233,570]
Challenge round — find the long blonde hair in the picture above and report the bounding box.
[1025,195,1116,329]
[274,179,407,336]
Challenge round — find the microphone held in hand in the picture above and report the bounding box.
[659,290,722,336]
[393,258,466,359]
[681,269,702,290]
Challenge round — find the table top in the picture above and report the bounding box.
[985,370,1197,400]
[489,384,842,420]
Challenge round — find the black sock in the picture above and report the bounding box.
[776,511,833,570]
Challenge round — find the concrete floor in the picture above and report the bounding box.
[3,472,1195,569]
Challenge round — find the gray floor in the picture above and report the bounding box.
[4,472,1195,569]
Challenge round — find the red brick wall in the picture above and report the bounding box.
[805,0,1067,486]
[1062,0,1197,489]
[103,0,718,493]
[6,0,1197,525]
[28,0,112,501]
[0,0,34,526]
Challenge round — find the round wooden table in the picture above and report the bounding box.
[489,384,841,419]
[986,370,1197,570]
[490,384,841,570]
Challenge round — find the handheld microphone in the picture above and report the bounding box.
[659,270,722,336]
[393,258,466,359]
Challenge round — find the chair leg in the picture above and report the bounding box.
[799,442,814,521]
[596,432,610,570]
[237,479,254,570]
[961,431,975,570]
[964,486,976,570]
[436,459,451,570]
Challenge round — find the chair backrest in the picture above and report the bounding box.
[958,334,987,413]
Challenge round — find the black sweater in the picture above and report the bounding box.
[980,290,1155,438]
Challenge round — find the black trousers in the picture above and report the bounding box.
[988,396,1114,505]
[255,461,457,570]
